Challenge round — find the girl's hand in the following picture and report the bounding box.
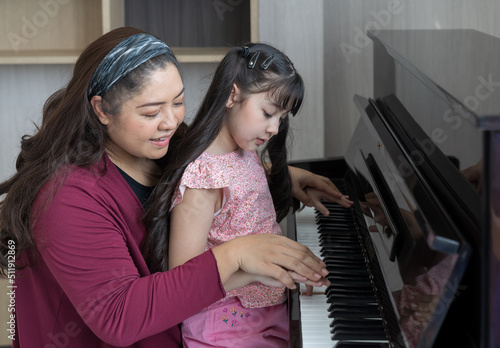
[212,234,330,290]
[288,166,353,216]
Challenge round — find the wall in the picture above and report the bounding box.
[4,2,500,184]
[259,0,325,161]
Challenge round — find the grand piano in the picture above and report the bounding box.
[287,29,500,348]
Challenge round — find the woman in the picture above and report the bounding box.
[0,27,348,347]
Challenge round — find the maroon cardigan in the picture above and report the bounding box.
[13,155,225,347]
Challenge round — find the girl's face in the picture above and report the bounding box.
[95,64,185,167]
[224,87,288,152]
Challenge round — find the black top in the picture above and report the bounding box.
[115,165,154,206]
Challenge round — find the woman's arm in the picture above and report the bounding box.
[35,181,226,346]
[289,165,353,215]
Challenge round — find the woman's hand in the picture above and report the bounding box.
[212,234,330,291]
[461,159,482,193]
[255,271,326,289]
[288,166,353,216]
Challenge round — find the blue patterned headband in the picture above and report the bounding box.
[88,33,174,98]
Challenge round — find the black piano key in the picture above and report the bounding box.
[323,254,365,261]
[332,329,388,341]
[326,277,372,288]
[331,322,386,333]
[327,274,371,283]
[328,309,380,319]
[329,297,378,306]
[327,297,377,306]
[326,291,376,301]
[322,205,350,211]
[319,229,357,236]
[326,293,376,303]
[326,268,371,280]
[321,241,360,247]
[326,285,374,294]
[324,263,367,271]
[317,216,353,223]
[317,223,357,230]
[320,243,363,250]
[325,254,363,260]
[328,302,380,314]
[326,285,374,293]
[319,233,359,240]
[323,254,366,261]
[335,343,389,348]
[319,236,359,244]
[324,258,366,265]
[321,247,365,256]
[316,215,355,222]
[328,292,376,303]
[331,318,385,329]
[318,205,350,212]
[326,268,370,276]
[326,266,368,274]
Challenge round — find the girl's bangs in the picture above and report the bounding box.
[270,75,304,116]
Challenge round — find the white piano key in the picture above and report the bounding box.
[296,206,332,347]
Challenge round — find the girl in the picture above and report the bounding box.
[145,43,352,347]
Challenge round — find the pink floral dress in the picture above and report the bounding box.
[172,148,287,308]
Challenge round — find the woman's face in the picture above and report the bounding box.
[98,64,185,166]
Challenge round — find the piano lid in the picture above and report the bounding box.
[368,29,500,130]
[347,94,472,348]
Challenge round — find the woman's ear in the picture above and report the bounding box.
[90,96,110,126]
[226,84,241,109]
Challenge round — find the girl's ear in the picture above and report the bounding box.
[90,96,110,126]
[226,84,241,109]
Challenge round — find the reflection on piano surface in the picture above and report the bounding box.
[288,29,500,348]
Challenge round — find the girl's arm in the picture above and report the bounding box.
[170,187,330,291]
[169,187,277,291]
[168,187,218,268]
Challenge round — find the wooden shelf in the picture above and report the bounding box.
[0,48,229,65]
[173,47,231,63]
[0,0,258,65]
[0,50,82,65]
[0,0,121,65]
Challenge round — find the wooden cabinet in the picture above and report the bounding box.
[0,0,258,64]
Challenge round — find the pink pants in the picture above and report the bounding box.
[181,298,289,347]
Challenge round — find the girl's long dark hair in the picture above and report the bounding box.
[143,43,304,273]
[0,27,180,274]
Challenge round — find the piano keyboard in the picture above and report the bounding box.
[295,200,393,348]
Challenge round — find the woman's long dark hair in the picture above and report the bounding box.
[143,43,304,273]
[0,27,180,274]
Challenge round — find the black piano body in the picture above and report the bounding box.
[288,29,500,348]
